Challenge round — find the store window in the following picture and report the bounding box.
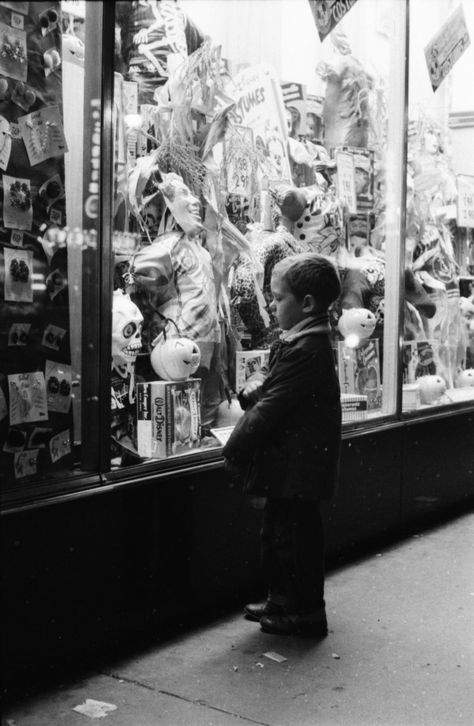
[111,0,407,469]
[0,2,101,493]
[404,0,474,412]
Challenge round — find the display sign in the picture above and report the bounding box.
[308,0,360,42]
[457,174,474,228]
[229,64,291,184]
[425,4,470,92]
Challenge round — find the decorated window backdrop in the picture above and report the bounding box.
[111,0,407,470]
[404,0,474,412]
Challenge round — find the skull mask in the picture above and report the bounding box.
[112,290,143,368]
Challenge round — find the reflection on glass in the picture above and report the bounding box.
[404,0,474,412]
[0,2,95,490]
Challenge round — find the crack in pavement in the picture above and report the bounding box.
[100,671,271,725]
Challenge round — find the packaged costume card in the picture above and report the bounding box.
[402,340,439,383]
[337,339,382,411]
[13,449,40,479]
[0,22,27,82]
[8,322,30,346]
[136,379,201,459]
[235,350,269,392]
[45,361,72,414]
[2,175,33,231]
[0,115,12,170]
[8,371,48,425]
[49,429,71,463]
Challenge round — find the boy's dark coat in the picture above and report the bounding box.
[223,327,341,501]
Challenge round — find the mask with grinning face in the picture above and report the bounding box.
[111,290,143,367]
[158,173,203,237]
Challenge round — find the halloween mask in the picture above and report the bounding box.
[111,290,143,367]
[158,173,203,237]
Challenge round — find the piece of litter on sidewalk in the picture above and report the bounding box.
[331,653,341,660]
[72,699,117,719]
[255,662,264,668]
[233,666,238,671]
[263,651,288,663]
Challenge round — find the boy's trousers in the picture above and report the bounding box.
[261,497,325,614]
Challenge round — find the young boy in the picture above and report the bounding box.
[223,252,341,636]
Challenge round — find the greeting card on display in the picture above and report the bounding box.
[49,429,71,463]
[2,175,33,231]
[14,449,40,479]
[0,115,12,170]
[18,105,68,166]
[0,22,27,82]
[229,64,291,185]
[8,371,48,425]
[3,247,33,301]
[45,361,72,414]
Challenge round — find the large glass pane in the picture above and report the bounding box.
[0,1,101,496]
[111,0,406,470]
[404,0,474,412]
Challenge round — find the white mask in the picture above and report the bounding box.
[159,172,203,237]
[111,290,143,367]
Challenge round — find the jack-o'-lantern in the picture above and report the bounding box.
[338,307,376,347]
[417,374,446,404]
[455,369,474,388]
[151,333,201,381]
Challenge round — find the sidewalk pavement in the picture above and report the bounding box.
[2,511,474,726]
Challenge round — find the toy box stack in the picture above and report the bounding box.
[136,379,201,459]
[337,339,382,411]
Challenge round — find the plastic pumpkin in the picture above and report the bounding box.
[455,369,474,388]
[150,335,201,381]
[338,308,376,347]
[417,374,446,404]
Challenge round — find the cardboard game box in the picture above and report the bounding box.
[235,350,270,393]
[136,379,201,459]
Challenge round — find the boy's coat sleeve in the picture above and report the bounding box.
[223,347,319,466]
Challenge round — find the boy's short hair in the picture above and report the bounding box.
[273,253,341,311]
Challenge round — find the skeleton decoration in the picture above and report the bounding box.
[111,289,143,403]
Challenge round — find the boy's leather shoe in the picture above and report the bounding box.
[244,601,285,622]
[260,612,328,636]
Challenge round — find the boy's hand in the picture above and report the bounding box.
[242,379,263,401]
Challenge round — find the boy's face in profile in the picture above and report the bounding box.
[270,272,307,331]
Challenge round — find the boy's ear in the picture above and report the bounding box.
[302,294,318,313]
